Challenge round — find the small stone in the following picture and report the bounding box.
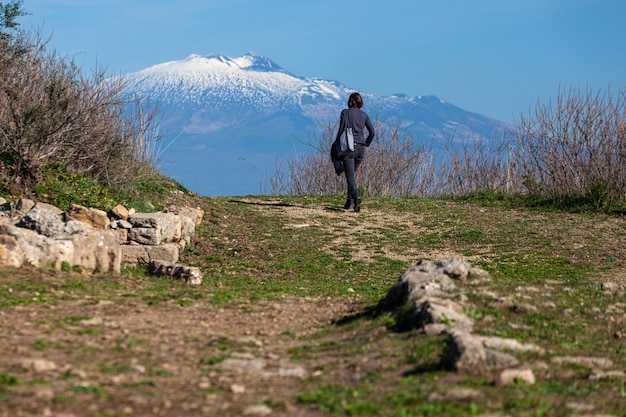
[565,401,595,412]
[243,404,272,416]
[277,366,307,378]
[428,388,483,402]
[21,358,58,373]
[495,368,536,386]
[230,384,245,394]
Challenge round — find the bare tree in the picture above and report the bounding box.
[0,29,160,195]
[436,124,519,197]
[514,86,626,209]
[266,118,436,197]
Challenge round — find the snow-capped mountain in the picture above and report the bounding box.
[122,53,508,196]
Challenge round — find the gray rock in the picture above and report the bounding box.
[128,212,181,245]
[63,220,88,236]
[442,331,519,372]
[120,243,179,265]
[0,224,73,269]
[70,229,121,273]
[243,405,272,416]
[413,297,474,332]
[147,259,202,285]
[387,258,465,305]
[19,207,65,237]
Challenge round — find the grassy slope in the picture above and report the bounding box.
[1,194,625,416]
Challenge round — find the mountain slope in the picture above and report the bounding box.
[123,53,508,196]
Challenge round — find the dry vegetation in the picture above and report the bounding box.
[269,88,626,214]
[0,3,160,199]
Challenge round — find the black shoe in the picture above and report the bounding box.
[353,199,361,213]
[343,198,353,210]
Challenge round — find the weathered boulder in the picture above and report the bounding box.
[63,220,88,236]
[128,212,181,245]
[33,202,64,215]
[550,356,613,369]
[442,330,519,372]
[120,243,179,265]
[111,204,130,220]
[0,199,202,274]
[147,259,202,285]
[413,297,474,332]
[0,235,24,268]
[69,229,121,273]
[66,204,111,230]
[0,224,73,270]
[169,205,204,226]
[13,198,36,216]
[18,207,65,238]
[386,260,457,306]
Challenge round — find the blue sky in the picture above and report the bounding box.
[20,0,626,123]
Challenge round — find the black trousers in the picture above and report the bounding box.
[342,144,366,200]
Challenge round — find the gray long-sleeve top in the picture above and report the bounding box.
[336,107,375,146]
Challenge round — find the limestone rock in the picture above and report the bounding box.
[442,331,519,373]
[495,368,536,386]
[0,224,73,269]
[33,202,63,215]
[0,235,24,268]
[111,204,130,220]
[413,297,474,332]
[128,212,181,245]
[66,204,111,230]
[13,198,36,216]
[387,258,466,305]
[120,243,179,265]
[147,259,202,285]
[18,207,65,237]
[427,388,483,402]
[70,229,120,273]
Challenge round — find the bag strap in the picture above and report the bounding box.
[343,108,351,129]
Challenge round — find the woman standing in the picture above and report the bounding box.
[335,92,375,212]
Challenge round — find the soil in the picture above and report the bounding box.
[1,196,625,417]
[1,287,371,417]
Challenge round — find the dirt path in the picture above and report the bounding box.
[0,287,374,417]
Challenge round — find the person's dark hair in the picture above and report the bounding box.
[348,92,364,108]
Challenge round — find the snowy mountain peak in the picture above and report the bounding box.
[140,53,286,76]
[232,53,286,73]
[120,52,510,196]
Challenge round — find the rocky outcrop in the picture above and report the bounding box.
[147,259,202,285]
[388,258,620,385]
[0,198,204,280]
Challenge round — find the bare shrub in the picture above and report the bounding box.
[0,30,160,195]
[266,119,436,197]
[436,125,520,197]
[514,86,626,208]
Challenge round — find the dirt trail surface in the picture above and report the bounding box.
[1,289,367,417]
[1,196,625,416]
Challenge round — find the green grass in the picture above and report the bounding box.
[1,195,626,416]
